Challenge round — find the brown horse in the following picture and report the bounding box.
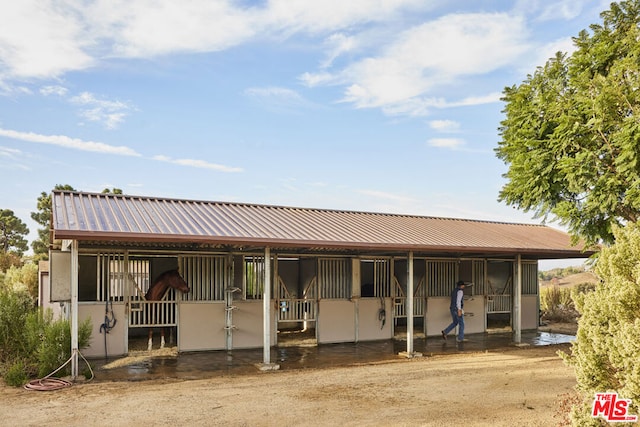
[145,269,190,351]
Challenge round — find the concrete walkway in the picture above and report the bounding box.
[88,331,574,382]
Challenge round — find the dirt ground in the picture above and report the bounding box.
[0,342,577,427]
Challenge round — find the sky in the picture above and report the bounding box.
[0,0,609,268]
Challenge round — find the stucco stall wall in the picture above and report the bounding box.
[357,298,393,341]
[426,298,450,336]
[232,301,277,349]
[460,296,485,334]
[78,303,126,358]
[522,295,539,330]
[318,300,356,343]
[179,302,226,351]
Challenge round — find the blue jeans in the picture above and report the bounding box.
[443,307,464,341]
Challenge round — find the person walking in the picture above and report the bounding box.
[441,280,465,342]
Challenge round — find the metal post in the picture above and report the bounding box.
[514,254,522,343]
[70,240,79,379]
[400,252,421,358]
[260,247,279,370]
[407,252,414,354]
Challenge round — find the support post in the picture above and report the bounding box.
[400,251,421,358]
[259,247,279,371]
[514,254,522,344]
[70,240,79,379]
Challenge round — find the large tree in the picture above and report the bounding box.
[30,184,76,260]
[0,209,29,256]
[496,0,640,247]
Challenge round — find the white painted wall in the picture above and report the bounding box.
[179,302,226,351]
[357,298,393,341]
[318,300,356,343]
[78,303,126,358]
[522,295,539,330]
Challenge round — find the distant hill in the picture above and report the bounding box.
[540,271,599,289]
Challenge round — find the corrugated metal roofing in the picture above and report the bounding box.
[51,191,593,258]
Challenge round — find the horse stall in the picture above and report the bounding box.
[275,257,318,345]
[178,253,277,352]
[47,190,590,378]
[50,248,542,359]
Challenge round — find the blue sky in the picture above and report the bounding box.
[0,0,608,267]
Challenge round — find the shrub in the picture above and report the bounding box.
[4,360,28,387]
[0,288,92,383]
[3,263,39,299]
[540,286,578,322]
[32,314,92,378]
[560,222,640,425]
[0,288,33,364]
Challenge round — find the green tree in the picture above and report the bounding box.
[101,188,123,194]
[0,209,29,256]
[496,0,640,247]
[561,223,640,425]
[30,184,76,260]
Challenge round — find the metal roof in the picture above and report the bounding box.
[51,191,593,258]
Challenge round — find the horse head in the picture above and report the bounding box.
[165,269,190,293]
[145,269,190,300]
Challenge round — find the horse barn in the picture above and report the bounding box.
[45,190,592,376]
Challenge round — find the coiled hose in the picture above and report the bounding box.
[24,349,94,391]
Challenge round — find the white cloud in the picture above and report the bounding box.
[320,33,358,68]
[87,0,258,58]
[244,86,315,113]
[261,0,428,35]
[537,0,584,21]
[530,38,576,69]
[0,2,93,79]
[0,146,22,157]
[152,155,243,173]
[0,0,430,82]
[40,85,68,96]
[305,13,529,115]
[0,146,30,171]
[429,120,460,132]
[0,127,141,156]
[70,92,134,129]
[446,92,503,107]
[299,71,335,87]
[427,138,465,149]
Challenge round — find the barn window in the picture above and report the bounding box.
[244,256,265,299]
[179,255,227,301]
[472,260,486,296]
[360,259,391,297]
[80,253,149,302]
[128,257,150,300]
[522,262,538,295]
[426,259,458,297]
[318,258,351,299]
